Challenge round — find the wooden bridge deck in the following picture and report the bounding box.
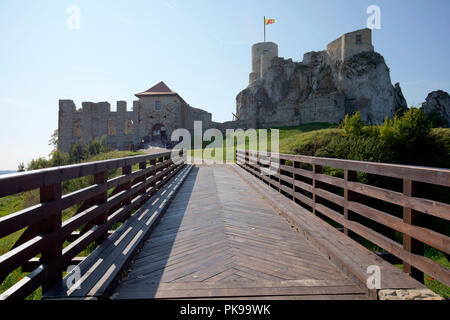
[110,166,368,300]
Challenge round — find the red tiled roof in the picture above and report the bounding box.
[135,81,178,97]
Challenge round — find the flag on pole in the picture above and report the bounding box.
[265,19,275,25]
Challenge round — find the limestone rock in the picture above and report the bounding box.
[378,288,444,300]
[393,82,408,115]
[421,90,450,127]
[236,50,405,126]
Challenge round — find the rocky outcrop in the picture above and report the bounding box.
[393,82,408,115]
[236,50,407,125]
[378,288,443,300]
[421,90,450,127]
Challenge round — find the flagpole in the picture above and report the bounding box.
[264,16,266,42]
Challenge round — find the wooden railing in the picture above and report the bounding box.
[236,149,450,288]
[0,150,184,299]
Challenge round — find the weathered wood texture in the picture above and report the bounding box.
[0,151,185,300]
[236,149,450,288]
[111,166,367,300]
[43,165,193,300]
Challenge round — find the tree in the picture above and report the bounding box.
[50,150,70,167]
[69,142,89,163]
[342,111,365,136]
[18,162,25,172]
[87,135,109,156]
[48,129,59,154]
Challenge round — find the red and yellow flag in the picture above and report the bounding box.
[265,19,275,25]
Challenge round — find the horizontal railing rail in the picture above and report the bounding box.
[236,149,450,288]
[0,150,184,299]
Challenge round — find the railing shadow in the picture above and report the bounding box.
[114,166,199,298]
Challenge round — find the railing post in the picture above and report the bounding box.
[403,179,424,283]
[94,171,108,244]
[139,161,148,202]
[344,169,357,237]
[149,158,157,196]
[122,165,132,221]
[40,183,62,294]
[291,161,296,201]
[312,164,322,216]
[278,157,282,193]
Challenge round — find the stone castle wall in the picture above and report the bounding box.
[326,28,374,63]
[58,97,213,152]
[58,100,140,152]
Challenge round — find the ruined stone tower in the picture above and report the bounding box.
[249,42,278,84]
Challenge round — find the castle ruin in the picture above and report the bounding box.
[236,28,406,127]
[58,28,407,152]
[58,82,213,152]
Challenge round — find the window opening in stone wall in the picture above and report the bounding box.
[73,119,81,137]
[355,34,362,45]
[155,101,161,110]
[107,119,116,135]
[124,119,134,135]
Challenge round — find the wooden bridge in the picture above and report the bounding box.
[0,150,448,300]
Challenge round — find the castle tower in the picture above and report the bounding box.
[249,42,278,84]
[326,28,374,63]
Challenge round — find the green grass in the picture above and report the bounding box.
[0,150,143,299]
[191,122,338,162]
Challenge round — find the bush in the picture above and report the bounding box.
[49,150,70,167]
[27,157,51,170]
[313,108,449,168]
[69,142,89,163]
[87,135,109,156]
[342,111,365,136]
[427,111,446,128]
[316,135,392,163]
[24,135,113,172]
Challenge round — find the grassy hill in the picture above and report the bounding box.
[193,111,450,170]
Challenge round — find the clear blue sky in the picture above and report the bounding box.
[1,0,449,170]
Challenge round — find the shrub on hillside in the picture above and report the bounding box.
[327,108,448,168]
[69,142,90,163]
[49,150,70,167]
[27,157,52,171]
[87,135,110,156]
[342,111,365,137]
[24,135,111,171]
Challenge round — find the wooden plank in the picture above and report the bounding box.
[112,165,368,300]
[113,284,363,299]
[403,179,424,283]
[314,203,450,287]
[0,151,172,197]
[348,201,449,254]
[233,164,426,293]
[239,150,450,187]
[39,183,63,293]
[0,163,185,300]
[344,169,357,237]
[0,159,173,239]
[346,180,450,220]
[42,165,192,300]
